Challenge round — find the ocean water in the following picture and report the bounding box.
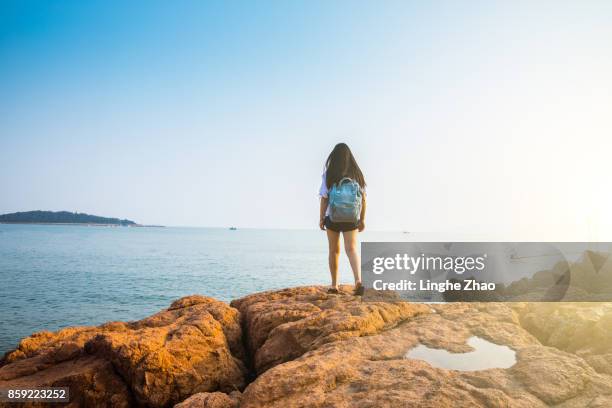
[0,224,409,354]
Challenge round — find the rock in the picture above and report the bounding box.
[0,296,246,408]
[86,296,246,407]
[1,326,110,365]
[230,285,430,374]
[0,326,132,407]
[513,302,612,374]
[500,250,612,301]
[174,391,241,408]
[586,353,612,375]
[3,287,612,407]
[511,346,595,405]
[0,355,132,407]
[238,292,612,407]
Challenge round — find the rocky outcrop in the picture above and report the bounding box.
[0,353,131,407]
[174,391,241,408]
[230,285,430,374]
[0,296,246,407]
[239,299,612,407]
[513,302,612,355]
[513,302,612,377]
[2,287,612,407]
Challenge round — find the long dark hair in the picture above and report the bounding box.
[325,143,366,189]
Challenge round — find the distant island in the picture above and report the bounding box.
[0,211,138,226]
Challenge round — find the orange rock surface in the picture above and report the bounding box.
[239,297,612,407]
[0,296,246,407]
[174,391,241,408]
[230,286,430,374]
[2,287,612,407]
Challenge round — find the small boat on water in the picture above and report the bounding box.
[229,227,237,230]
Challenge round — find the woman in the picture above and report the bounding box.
[319,143,367,295]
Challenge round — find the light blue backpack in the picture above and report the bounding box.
[329,177,362,223]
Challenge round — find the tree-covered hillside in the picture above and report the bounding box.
[0,211,137,226]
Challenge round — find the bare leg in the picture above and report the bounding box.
[326,229,341,289]
[342,229,361,285]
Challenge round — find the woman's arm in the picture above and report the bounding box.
[359,195,366,232]
[319,197,328,230]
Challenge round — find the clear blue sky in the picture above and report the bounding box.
[1,1,611,238]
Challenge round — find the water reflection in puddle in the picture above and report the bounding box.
[405,336,516,371]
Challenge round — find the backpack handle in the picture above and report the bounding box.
[334,177,361,195]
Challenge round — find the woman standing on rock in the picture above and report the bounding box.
[319,143,367,295]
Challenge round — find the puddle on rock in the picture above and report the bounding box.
[405,336,516,371]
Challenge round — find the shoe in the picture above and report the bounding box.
[353,283,365,296]
[327,287,340,294]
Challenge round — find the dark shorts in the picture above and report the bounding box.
[324,216,359,232]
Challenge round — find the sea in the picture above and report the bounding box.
[0,224,411,354]
[2,224,597,355]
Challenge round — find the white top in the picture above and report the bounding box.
[319,173,331,216]
[318,173,329,198]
